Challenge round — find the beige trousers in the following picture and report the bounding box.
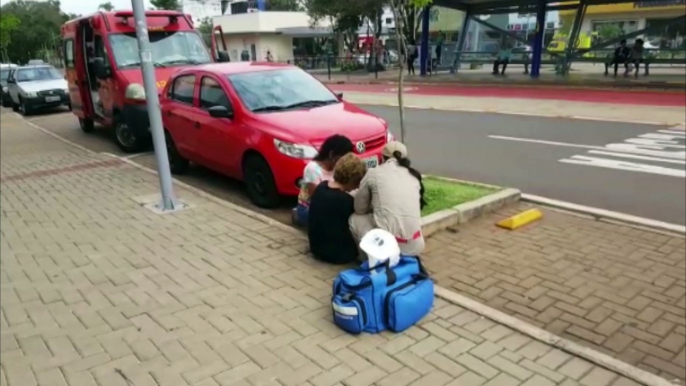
[349,213,426,256]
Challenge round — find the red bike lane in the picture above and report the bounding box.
[330,83,686,107]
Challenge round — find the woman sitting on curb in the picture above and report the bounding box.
[349,141,427,257]
[308,153,367,264]
[294,135,353,227]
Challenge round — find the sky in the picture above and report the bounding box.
[0,0,154,16]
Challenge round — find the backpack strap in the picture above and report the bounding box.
[366,260,397,286]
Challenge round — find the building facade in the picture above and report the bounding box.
[559,1,686,47]
[182,0,223,21]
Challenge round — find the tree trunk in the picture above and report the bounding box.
[391,2,406,143]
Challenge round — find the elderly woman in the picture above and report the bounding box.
[349,141,426,256]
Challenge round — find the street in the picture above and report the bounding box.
[16,104,686,225]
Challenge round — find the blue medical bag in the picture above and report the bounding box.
[331,256,434,334]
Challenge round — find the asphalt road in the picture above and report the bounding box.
[14,105,686,225]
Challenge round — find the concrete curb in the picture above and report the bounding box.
[342,94,685,127]
[435,287,679,386]
[522,193,686,236]
[422,188,521,238]
[19,115,674,385]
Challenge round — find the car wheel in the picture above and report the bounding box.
[79,118,95,133]
[165,131,189,174]
[1,97,10,108]
[114,119,145,153]
[243,154,280,209]
[18,97,31,116]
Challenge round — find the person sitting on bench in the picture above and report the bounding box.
[493,44,512,75]
[605,39,631,77]
[629,39,645,77]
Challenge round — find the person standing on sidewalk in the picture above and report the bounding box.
[349,141,427,256]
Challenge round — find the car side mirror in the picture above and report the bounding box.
[336,92,343,101]
[217,50,230,63]
[6,78,14,84]
[93,58,111,79]
[208,105,234,119]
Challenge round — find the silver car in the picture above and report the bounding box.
[6,64,70,115]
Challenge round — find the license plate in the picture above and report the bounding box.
[45,96,60,102]
[363,156,379,168]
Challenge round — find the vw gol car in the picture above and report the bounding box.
[161,62,392,208]
[6,64,70,115]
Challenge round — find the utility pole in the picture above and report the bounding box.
[131,0,178,211]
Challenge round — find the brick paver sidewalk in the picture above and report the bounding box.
[0,114,646,386]
[423,204,686,383]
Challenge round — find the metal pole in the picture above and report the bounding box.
[420,6,431,76]
[530,0,547,78]
[451,13,471,73]
[131,0,178,211]
[561,0,587,75]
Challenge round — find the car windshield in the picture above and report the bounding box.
[109,31,211,69]
[228,69,339,113]
[16,67,63,82]
[0,69,10,86]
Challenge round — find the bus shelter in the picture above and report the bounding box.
[418,0,686,77]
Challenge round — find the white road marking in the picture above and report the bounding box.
[657,130,686,136]
[490,133,686,178]
[559,155,685,178]
[489,135,686,159]
[587,150,686,165]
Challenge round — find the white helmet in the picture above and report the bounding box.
[360,229,401,270]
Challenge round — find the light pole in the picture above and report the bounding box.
[131,0,178,211]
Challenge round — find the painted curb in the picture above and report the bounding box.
[522,193,686,236]
[435,287,679,386]
[19,115,675,385]
[422,188,521,238]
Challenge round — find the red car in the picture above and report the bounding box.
[161,62,391,208]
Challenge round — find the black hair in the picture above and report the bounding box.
[314,134,353,162]
[620,39,627,44]
[388,151,427,210]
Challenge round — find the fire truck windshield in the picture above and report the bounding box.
[109,31,211,69]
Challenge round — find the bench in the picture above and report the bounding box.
[449,51,559,74]
[571,50,685,76]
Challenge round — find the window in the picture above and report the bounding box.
[228,68,338,113]
[170,75,196,104]
[64,39,75,68]
[109,31,211,69]
[16,67,63,82]
[199,77,231,110]
[385,18,392,25]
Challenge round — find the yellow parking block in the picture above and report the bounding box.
[496,209,543,230]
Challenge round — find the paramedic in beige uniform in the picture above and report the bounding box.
[349,141,427,256]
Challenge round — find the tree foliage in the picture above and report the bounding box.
[98,1,115,11]
[0,0,73,64]
[150,0,181,10]
[198,17,213,47]
[0,14,21,54]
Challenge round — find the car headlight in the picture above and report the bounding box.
[125,83,146,100]
[2,86,7,93]
[25,92,37,98]
[386,130,395,143]
[274,139,318,159]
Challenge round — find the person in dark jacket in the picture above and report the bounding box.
[308,153,367,264]
[605,39,631,77]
